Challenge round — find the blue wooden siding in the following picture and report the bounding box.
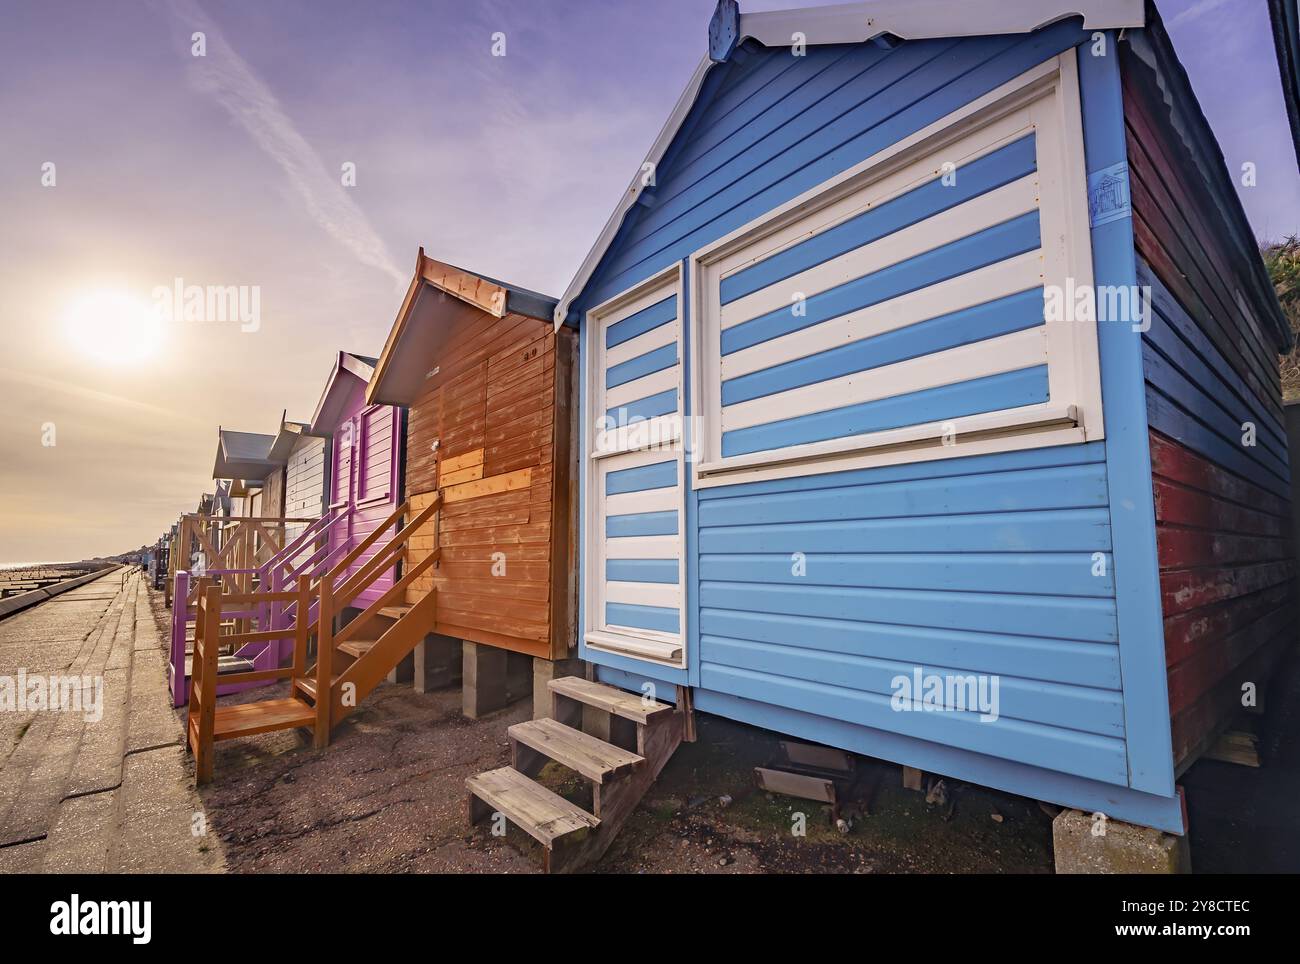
[574,19,1092,316]
[695,442,1126,785]
[575,25,1183,831]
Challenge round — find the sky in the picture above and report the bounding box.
[0,0,1296,564]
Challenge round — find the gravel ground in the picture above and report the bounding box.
[149,581,1300,875]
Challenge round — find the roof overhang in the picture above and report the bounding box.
[554,0,1145,328]
[1270,0,1300,169]
[368,247,558,406]
[1126,6,1294,352]
[212,428,278,481]
[268,411,313,461]
[308,351,378,434]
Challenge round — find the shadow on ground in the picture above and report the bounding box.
[189,634,1300,872]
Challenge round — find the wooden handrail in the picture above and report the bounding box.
[263,513,329,572]
[271,511,348,579]
[180,514,321,524]
[333,496,440,607]
[335,546,441,646]
[324,500,409,583]
[219,590,301,604]
[221,628,301,646]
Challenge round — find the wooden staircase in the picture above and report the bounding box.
[467,675,688,873]
[188,496,441,783]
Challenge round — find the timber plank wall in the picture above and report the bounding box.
[1124,45,1297,771]
[405,306,577,660]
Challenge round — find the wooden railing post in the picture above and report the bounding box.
[191,580,221,785]
[185,575,206,749]
[170,569,190,707]
[294,581,310,681]
[315,573,334,749]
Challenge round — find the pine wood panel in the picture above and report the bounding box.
[402,311,574,658]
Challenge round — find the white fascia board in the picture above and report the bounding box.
[743,0,1144,45]
[553,0,1144,330]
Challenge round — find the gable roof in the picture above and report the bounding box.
[368,247,558,406]
[554,0,1146,327]
[212,428,278,481]
[308,350,379,435]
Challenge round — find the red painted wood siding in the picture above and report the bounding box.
[1125,52,1296,769]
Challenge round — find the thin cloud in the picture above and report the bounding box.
[161,0,406,289]
[0,367,185,420]
[1167,0,1232,28]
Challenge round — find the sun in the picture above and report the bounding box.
[62,288,165,366]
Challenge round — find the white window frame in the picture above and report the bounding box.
[688,52,1103,489]
[584,263,688,668]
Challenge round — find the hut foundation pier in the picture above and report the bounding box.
[462,641,531,719]
[385,652,415,685]
[532,656,587,720]
[413,632,462,694]
[1052,808,1190,874]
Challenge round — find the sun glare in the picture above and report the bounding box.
[62,288,165,366]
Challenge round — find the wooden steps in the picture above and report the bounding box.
[187,493,444,784]
[294,675,340,701]
[468,677,686,873]
[548,675,673,724]
[467,767,599,847]
[337,638,377,659]
[191,698,315,743]
[509,718,643,784]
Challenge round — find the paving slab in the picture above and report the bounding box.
[0,570,225,872]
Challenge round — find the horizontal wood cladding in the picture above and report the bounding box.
[403,311,573,659]
[1150,430,1295,767]
[1126,52,1296,770]
[261,466,286,519]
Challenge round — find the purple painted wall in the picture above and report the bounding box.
[321,369,402,609]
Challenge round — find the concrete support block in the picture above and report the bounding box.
[413,633,462,694]
[1052,808,1191,874]
[532,657,587,720]
[459,644,527,720]
[386,650,414,685]
[462,641,507,719]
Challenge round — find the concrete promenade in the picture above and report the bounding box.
[0,568,224,873]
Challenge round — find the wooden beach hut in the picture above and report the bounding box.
[465,0,1296,871]
[184,354,445,780]
[307,351,404,615]
[366,252,579,715]
[166,424,328,706]
[268,413,331,545]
